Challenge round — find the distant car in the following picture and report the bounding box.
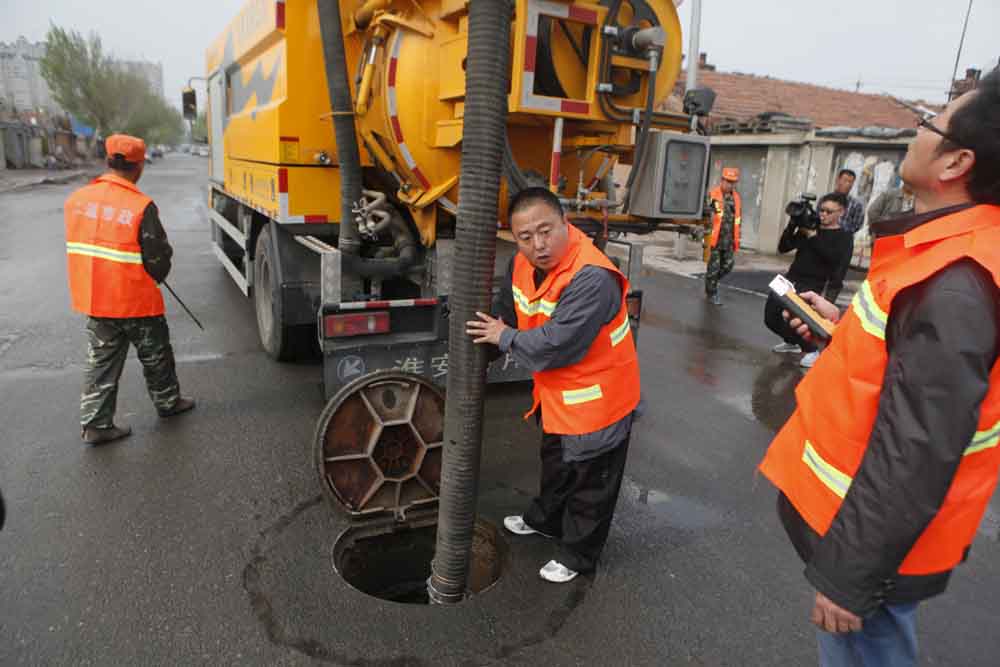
[179,144,191,154]
[196,145,211,158]
[150,146,164,159]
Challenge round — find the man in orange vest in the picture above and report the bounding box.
[466,187,641,583]
[66,134,194,445]
[704,167,742,305]
[760,67,1000,665]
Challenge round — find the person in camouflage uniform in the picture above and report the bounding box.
[66,135,194,445]
[704,168,743,305]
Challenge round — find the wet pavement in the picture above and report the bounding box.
[1,155,998,665]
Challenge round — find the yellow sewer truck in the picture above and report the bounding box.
[187,0,710,472]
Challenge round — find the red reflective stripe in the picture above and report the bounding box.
[391,116,404,143]
[561,100,589,114]
[339,297,439,310]
[279,136,299,143]
[549,152,561,188]
[304,215,328,223]
[278,168,288,193]
[524,36,537,73]
[276,1,285,29]
[568,6,598,24]
[412,166,431,190]
[388,58,398,87]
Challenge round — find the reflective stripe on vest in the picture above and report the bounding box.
[512,285,556,317]
[851,280,889,341]
[514,284,633,349]
[66,241,143,265]
[562,384,603,405]
[610,318,630,347]
[802,421,1000,500]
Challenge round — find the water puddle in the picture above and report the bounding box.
[622,477,725,531]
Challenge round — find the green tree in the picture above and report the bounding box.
[39,25,121,145]
[41,23,186,150]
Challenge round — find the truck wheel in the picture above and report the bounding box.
[254,226,296,361]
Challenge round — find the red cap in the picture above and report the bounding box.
[105,134,146,164]
[721,167,740,182]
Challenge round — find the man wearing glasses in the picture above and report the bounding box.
[760,68,1000,666]
[765,193,852,369]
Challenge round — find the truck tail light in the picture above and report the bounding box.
[324,311,390,338]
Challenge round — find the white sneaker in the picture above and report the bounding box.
[539,560,579,583]
[800,351,819,368]
[503,515,553,537]
[772,342,802,354]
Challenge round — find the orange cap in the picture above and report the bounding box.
[105,134,146,164]
[721,167,740,182]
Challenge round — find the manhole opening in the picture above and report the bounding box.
[333,518,507,605]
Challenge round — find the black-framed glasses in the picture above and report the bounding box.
[915,115,971,149]
[888,95,973,150]
[818,207,842,215]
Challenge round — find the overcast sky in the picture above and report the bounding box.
[4,0,998,109]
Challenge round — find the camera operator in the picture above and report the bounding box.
[765,192,852,368]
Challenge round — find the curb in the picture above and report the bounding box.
[0,169,99,195]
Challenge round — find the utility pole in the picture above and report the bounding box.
[948,0,974,101]
[686,0,703,131]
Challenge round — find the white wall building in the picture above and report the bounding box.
[0,37,60,114]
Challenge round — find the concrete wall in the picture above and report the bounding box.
[710,133,910,258]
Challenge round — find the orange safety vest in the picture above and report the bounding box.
[512,224,641,435]
[708,186,742,252]
[760,204,1000,575]
[64,173,164,318]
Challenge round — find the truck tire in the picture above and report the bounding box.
[254,225,297,361]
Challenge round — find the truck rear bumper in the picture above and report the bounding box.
[319,292,643,400]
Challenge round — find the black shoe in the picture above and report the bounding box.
[158,397,196,418]
[82,424,132,445]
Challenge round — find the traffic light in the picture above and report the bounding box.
[182,87,197,120]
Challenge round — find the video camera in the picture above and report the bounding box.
[785,193,820,231]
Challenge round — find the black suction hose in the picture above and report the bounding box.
[428,0,512,604]
[317,0,363,257]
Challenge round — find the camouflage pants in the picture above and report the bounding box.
[705,247,735,295]
[81,316,180,428]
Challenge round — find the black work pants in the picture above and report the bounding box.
[763,277,824,353]
[523,430,631,573]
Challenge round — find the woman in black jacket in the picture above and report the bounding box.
[765,192,854,368]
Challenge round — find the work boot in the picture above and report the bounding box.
[710,292,723,306]
[158,397,196,418]
[81,424,132,445]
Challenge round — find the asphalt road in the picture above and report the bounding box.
[1,155,998,665]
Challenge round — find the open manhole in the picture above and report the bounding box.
[333,517,507,605]
[317,371,507,604]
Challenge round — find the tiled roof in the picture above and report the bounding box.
[672,70,938,129]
